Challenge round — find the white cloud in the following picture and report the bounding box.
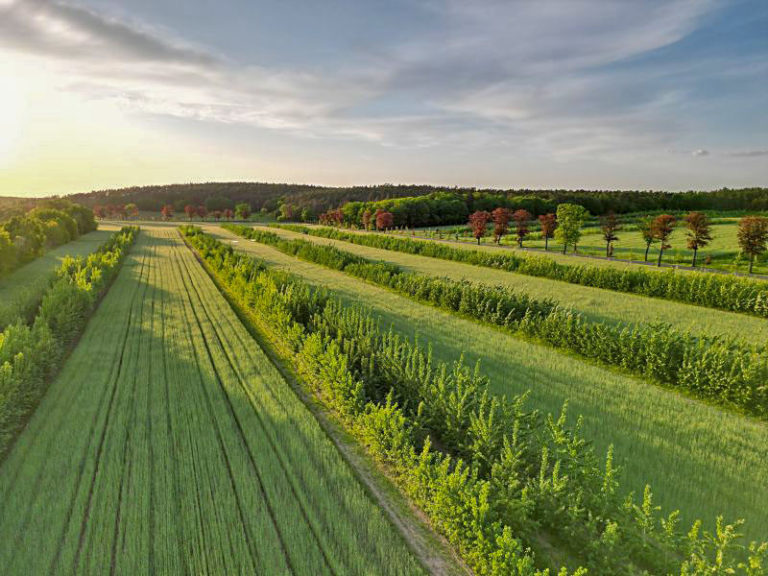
[692,149,710,156]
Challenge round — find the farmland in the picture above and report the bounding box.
[0,227,424,575]
[0,226,117,330]
[208,224,768,543]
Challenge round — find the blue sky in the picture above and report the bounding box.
[0,0,766,196]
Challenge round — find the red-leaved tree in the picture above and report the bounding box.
[184,204,197,220]
[362,209,373,230]
[375,209,394,231]
[652,214,676,267]
[468,211,491,244]
[738,216,768,274]
[161,205,174,221]
[491,207,511,244]
[197,205,208,220]
[512,209,532,248]
[538,213,557,251]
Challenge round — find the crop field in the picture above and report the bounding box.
[397,217,767,275]
[208,224,768,542]
[0,227,423,575]
[0,226,118,330]
[262,225,768,341]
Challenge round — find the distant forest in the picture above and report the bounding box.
[5,183,767,227]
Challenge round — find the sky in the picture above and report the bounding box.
[0,0,766,197]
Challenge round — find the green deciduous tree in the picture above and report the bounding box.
[638,216,656,262]
[554,203,589,254]
[235,203,252,220]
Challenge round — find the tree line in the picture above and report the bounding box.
[183,225,767,576]
[274,224,768,317]
[0,226,138,459]
[226,225,768,417]
[0,200,97,277]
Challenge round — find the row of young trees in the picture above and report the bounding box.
[162,202,252,221]
[459,206,768,272]
[0,226,138,458]
[93,202,256,221]
[183,226,767,576]
[227,225,768,416]
[0,201,97,276]
[274,223,768,317]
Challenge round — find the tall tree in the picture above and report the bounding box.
[684,212,712,267]
[362,209,373,230]
[512,209,532,248]
[554,203,588,254]
[196,205,208,220]
[538,213,557,251]
[652,214,676,267]
[737,216,768,274]
[125,203,139,219]
[93,205,107,220]
[161,204,174,221]
[491,207,511,244]
[468,211,491,244]
[375,209,394,231]
[235,203,252,220]
[600,212,621,257]
[638,216,656,262]
[224,208,234,220]
[184,204,197,220]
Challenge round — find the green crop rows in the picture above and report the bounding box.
[0,228,422,575]
[208,223,768,542]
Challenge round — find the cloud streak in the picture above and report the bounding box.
[0,0,764,171]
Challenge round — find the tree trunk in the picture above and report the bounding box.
[518,238,522,248]
[562,243,567,254]
[476,237,480,245]
[657,248,664,267]
[644,243,650,262]
[606,242,610,257]
[749,254,754,274]
[691,247,697,268]
[544,237,549,251]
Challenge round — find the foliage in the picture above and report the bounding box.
[652,215,677,266]
[235,202,252,220]
[601,212,621,257]
[538,213,557,251]
[738,216,768,274]
[231,225,768,418]
[513,209,533,248]
[187,226,767,576]
[277,224,768,317]
[0,228,421,575]
[684,212,713,267]
[492,207,511,244]
[375,209,394,230]
[469,211,492,244]
[554,204,589,253]
[0,226,138,459]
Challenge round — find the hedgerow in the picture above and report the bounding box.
[0,226,139,458]
[273,224,768,317]
[226,224,768,417]
[185,225,767,576]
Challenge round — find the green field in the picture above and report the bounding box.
[394,217,768,275]
[208,224,768,542]
[262,225,768,341]
[0,226,118,330]
[0,227,423,575]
